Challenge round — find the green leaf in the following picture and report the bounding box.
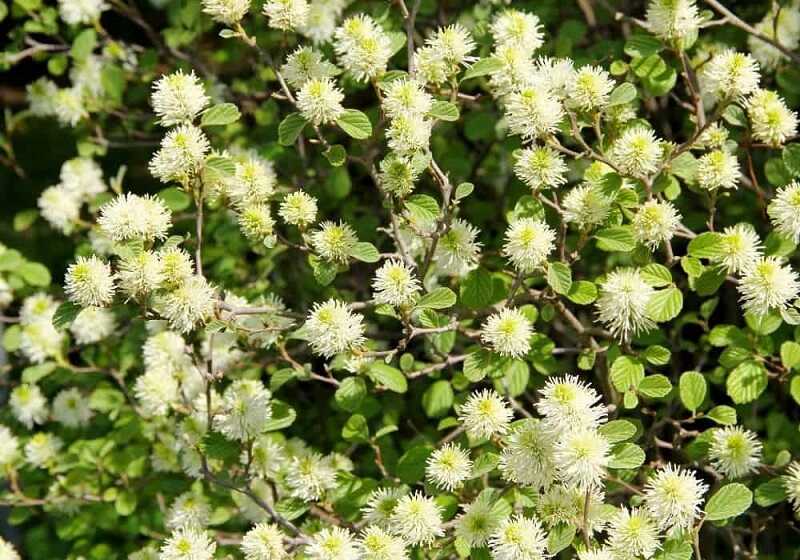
[201,103,241,126]
[422,380,454,418]
[460,268,504,309]
[608,82,637,106]
[781,341,800,369]
[307,254,338,286]
[349,242,380,263]
[404,194,440,223]
[704,483,752,521]
[462,57,504,80]
[790,376,800,405]
[204,155,236,177]
[783,143,800,176]
[706,405,737,425]
[646,286,683,322]
[335,377,366,412]
[115,490,137,516]
[640,263,672,287]
[754,478,788,507]
[395,445,433,484]
[52,302,82,330]
[595,226,636,252]
[71,28,96,61]
[455,182,474,200]
[324,144,347,166]
[609,443,645,469]
[428,100,460,121]
[470,452,500,478]
[463,349,509,382]
[566,280,597,305]
[638,374,672,398]
[416,287,457,310]
[13,209,38,232]
[22,362,56,384]
[367,363,408,393]
[342,414,369,442]
[158,187,192,211]
[688,232,724,258]
[610,356,645,392]
[278,112,307,146]
[547,262,572,295]
[19,262,51,287]
[642,345,671,365]
[726,360,768,404]
[263,400,296,431]
[547,524,576,555]
[336,109,372,139]
[624,33,662,58]
[654,540,693,560]
[599,419,637,443]
[679,371,706,412]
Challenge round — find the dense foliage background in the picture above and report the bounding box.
[3,0,800,559]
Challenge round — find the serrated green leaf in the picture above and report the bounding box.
[679,371,706,412]
[278,112,307,146]
[705,483,752,521]
[416,287,457,310]
[201,103,240,126]
[336,109,372,139]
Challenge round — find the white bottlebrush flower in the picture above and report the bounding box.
[481,308,533,358]
[645,0,701,41]
[118,250,164,300]
[596,268,655,341]
[505,87,564,141]
[297,77,345,125]
[382,79,433,120]
[333,15,391,81]
[24,433,63,468]
[632,199,681,250]
[643,464,708,532]
[151,70,209,127]
[58,0,107,25]
[225,155,278,207]
[738,257,800,315]
[64,255,115,307]
[241,522,286,560]
[310,221,358,263]
[297,0,343,43]
[701,50,761,101]
[149,125,210,184]
[167,492,211,530]
[159,275,217,333]
[434,218,481,277]
[427,24,476,69]
[514,146,568,191]
[499,419,556,489]
[562,183,612,229]
[503,217,556,273]
[214,380,272,441]
[281,46,338,90]
[458,389,513,440]
[160,247,195,289]
[578,549,615,560]
[486,43,536,97]
[487,514,549,560]
[306,527,358,560]
[160,526,216,560]
[362,487,406,527]
[567,65,615,111]
[426,443,472,491]
[238,204,276,245]
[610,126,662,177]
[372,259,421,307]
[490,9,543,53]
[0,425,20,468]
[286,452,337,501]
[386,113,433,155]
[783,461,800,514]
[305,299,366,357]
[134,369,179,417]
[53,87,86,127]
[769,181,800,241]
[202,0,251,25]
[59,157,106,200]
[553,428,610,490]
[279,191,318,228]
[358,526,408,560]
[607,507,661,560]
[38,185,81,235]
[694,122,730,150]
[19,293,58,327]
[536,374,607,433]
[389,492,444,547]
[713,223,762,275]
[98,192,172,242]
[536,485,608,533]
[455,493,505,547]
[747,89,799,147]
[414,43,450,85]
[708,426,763,479]
[262,0,309,30]
[20,321,64,364]
[10,384,48,429]
[52,388,93,428]
[27,77,58,117]
[379,155,420,198]
[533,56,576,99]
[0,538,20,560]
[696,149,740,190]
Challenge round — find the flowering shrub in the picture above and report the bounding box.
[4,0,800,558]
